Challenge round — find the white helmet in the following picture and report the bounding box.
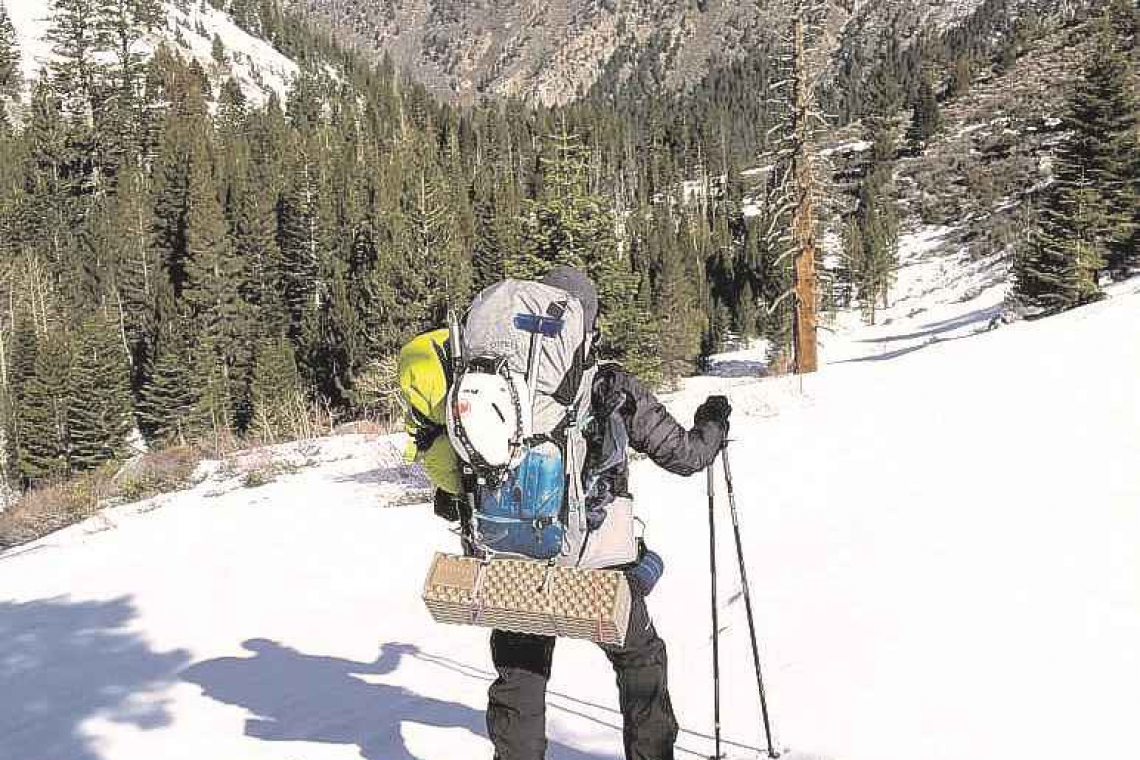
[447,363,533,471]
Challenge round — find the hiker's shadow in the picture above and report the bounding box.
[182,639,610,760]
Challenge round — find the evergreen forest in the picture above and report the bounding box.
[0,0,1135,496]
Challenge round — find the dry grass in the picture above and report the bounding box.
[0,472,110,551]
[114,447,204,502]
[0,447,204,552]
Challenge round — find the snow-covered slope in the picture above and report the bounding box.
[2,253,1138,760]
[8,1,297,104]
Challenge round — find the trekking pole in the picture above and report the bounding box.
[722,444,780,758]
[707,461,723,760]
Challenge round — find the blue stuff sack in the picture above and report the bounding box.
[625,542,664,596]
[475,442,565,559]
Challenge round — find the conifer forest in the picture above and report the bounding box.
[0,0,1135,496]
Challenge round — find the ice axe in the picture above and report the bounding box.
[707,442,780,759]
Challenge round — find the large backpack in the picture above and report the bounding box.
[447,280,635,568]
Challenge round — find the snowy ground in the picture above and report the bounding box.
[2,232,1138,760]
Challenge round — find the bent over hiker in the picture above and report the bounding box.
[402,266,731,760]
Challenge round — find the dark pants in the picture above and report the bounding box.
[486,592,678,760]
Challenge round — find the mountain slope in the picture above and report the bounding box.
[7,1,298,105]
[2,241,1137,760]
[288,0,1089,105]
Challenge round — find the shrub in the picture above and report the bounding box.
[114,447,204,502]
[0,472,109,550]
[241,467,274,489]
[239,460,296,489]
[349,354,402,430]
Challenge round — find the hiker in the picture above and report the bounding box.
[402,266,731,760]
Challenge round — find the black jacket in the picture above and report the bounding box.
[587,364,725,497]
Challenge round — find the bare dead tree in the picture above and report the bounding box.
[764,0,831,375]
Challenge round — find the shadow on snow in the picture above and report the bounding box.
[0,596,191,760]
[704,358,769,379]
[858,306,1003,345]
[182,639,614,760]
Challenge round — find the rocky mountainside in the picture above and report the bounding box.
[812,6,1128,314]
[286,0,1090,105]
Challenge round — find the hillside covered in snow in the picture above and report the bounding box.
[2,227,1137,760]
[6,0,297,105]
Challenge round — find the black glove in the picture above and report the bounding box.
[695,395,732,433]
[433,489,461,522]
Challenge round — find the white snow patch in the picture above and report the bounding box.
[819,140,871,158]
[956,122,988,138]
[741,164,775,177]
[6,1,297,105]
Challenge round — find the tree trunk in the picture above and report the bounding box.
[791,12,818,375]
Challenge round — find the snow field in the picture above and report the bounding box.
[660,280,1140,760]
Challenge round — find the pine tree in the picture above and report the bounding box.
[136,317,195,444]
[151,73,212,298]
[949,55,972,99]
[395,150,466,332]
[250,335,305,443]
[1067,17,1137,279]
[514,129,651,373]
[277,143,330,347]
[211,33,226,66]
[347,194,402,369]
[0,1,19,100]
[835,215,861,309]
[743,147,797,372]
[1013,202,1081,314]
[47,0,107,114]
[1016,16,1137,308]
[16,332,72,484]
[907,72,942,148]
[46,0,110,191]
[106,165,157,386]
[67,315,133,471]
[70,195,118,315]
[22,78,76,264]
[7,320,40,485]
[188,338,233,452]
[513,130,607,278]
[96,0,164,168]
[750,190,795,372]
[471,172,518,292]
[183,127,244,361]
[649,209,705,382]
[235,179,286,330]
[847,119,900,324]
